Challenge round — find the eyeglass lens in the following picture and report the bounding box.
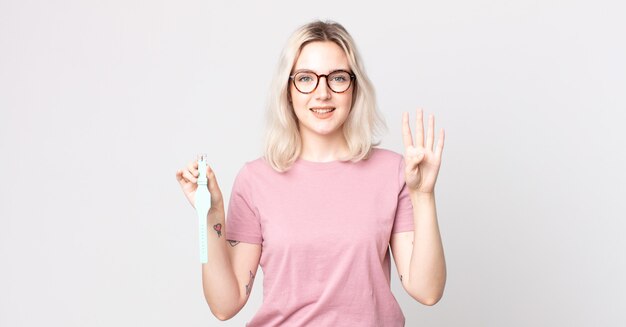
[293,71,352,93]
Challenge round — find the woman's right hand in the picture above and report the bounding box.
[175,160,225,213]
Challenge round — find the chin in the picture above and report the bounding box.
[312,125,345,136]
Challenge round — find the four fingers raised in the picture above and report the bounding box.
[403,108,444,157]
[401,112,413,148]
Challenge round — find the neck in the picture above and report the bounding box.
[299,129,349,162]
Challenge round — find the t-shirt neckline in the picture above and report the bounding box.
[294,157,350,170]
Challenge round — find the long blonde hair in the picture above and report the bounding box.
[263,20,387,172]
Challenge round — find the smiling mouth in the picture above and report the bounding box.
[310,108,336,113]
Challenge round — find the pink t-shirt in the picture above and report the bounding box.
[225,148,414,327]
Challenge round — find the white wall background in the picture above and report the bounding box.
[1,0,625,326]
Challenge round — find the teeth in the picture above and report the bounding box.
[311,108,334,113]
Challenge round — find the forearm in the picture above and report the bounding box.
[201,208,241,320]
[407,191,446,304]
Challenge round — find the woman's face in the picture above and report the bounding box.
[289,41,354,139]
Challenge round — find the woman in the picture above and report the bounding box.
[175,20,446,326]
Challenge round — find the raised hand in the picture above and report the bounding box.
[175,160,224,213]
[401,109,445,194]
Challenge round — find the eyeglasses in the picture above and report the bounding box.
[289,70,356,94]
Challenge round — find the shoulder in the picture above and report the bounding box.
[243,157,274,173]
[366,148,406,188]
[236,156,280,181]
[367,147,404,166]
[231,157,271,194]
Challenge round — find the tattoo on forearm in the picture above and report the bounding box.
[245,271,255,296]
[213,223,222,237]
[400,275,403,282]
[227,240,240,247]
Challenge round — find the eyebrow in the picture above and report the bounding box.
[292,68,351,74]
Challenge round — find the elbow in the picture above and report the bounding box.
[211,307,236,321]
[215,313,232,321]
[406,283,445,306]
[406,272,446,306]
[206,296,245,321]
[420,295,443,306]
[410,292,444,306]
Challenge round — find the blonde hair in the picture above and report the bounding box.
[263,20,387,172]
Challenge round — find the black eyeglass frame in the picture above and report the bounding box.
[288,70,356,94]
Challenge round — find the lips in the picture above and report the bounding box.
[310,107,336,113]
[309,107,336,119]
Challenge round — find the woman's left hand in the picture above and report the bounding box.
[402,109,445,194]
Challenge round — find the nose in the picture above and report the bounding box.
[314,76,331,100]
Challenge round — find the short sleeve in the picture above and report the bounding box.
[392,157,415,234]
[225,164,263,244]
